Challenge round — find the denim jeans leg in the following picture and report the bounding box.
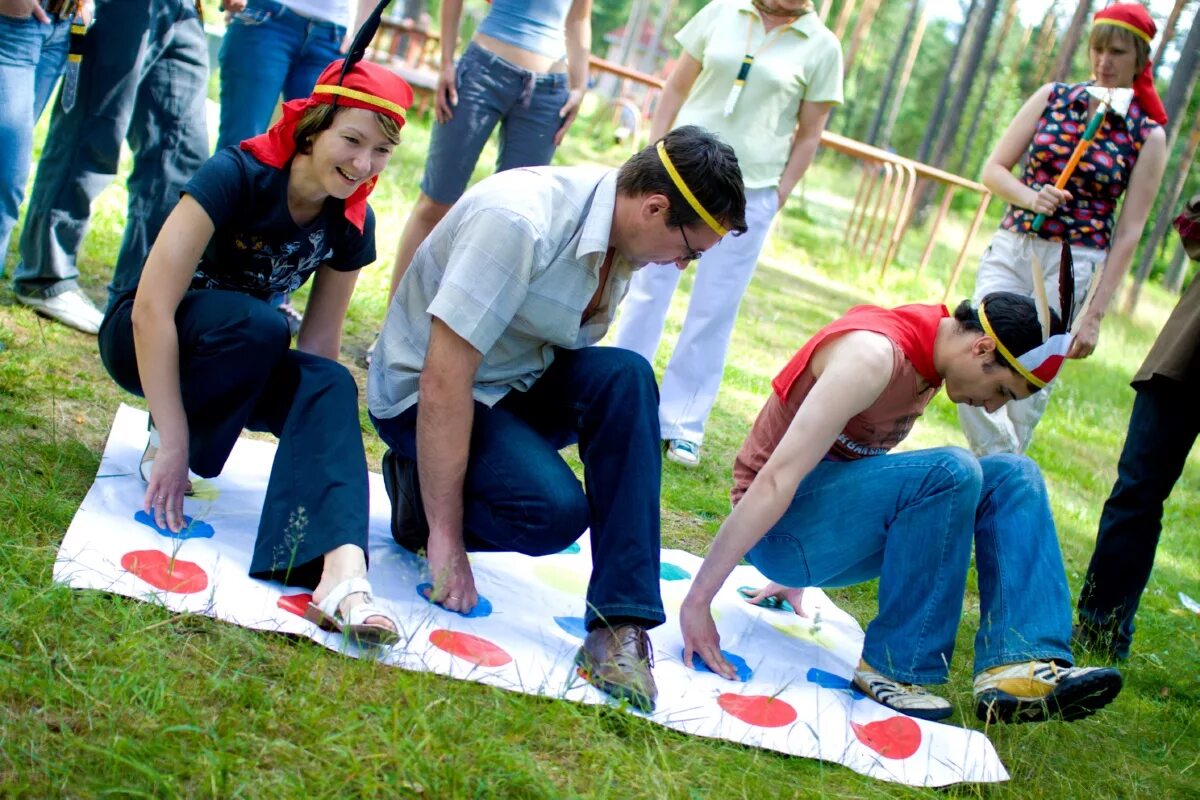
[0,15,70,268]
[494,73,566,172]
[217,0,300,150]
[13,0,149,299]
[1078,379,1198,654]
[284,18,344,101]
[110,1,208,301]
[972,454,1073,672]
[501,347,666,630]
[747,447,981,684]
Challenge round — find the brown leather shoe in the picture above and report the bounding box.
[575,624,657,712]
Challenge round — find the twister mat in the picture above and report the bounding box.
[53,404,1008,787]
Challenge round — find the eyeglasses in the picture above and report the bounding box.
[677,224,703,263]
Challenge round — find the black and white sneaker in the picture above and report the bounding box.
[974,660,1122,723]
[853,660,953,721]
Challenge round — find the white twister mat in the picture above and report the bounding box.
[54,404,1008,787]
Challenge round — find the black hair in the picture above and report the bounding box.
[953,291,1063,386]
[616,125,748,235]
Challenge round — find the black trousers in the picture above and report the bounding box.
[99,289,369,588]
[1077,376,1198,655]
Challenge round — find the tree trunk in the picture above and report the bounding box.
[865,0,921,147]
[832,0,856,40]
[1125,106,1200,315]
[1030,4,1060,88]
[915,0,980,165]
[879,1,929,150]
[637,0,675,76]
[928,0,1001,174]
[1152,0,1190,78]
[1160,7,1200,150]
[1166,241,1190,294]
[842,0,881,76]
[1050,0,1094,83]
[953,0,1017,177]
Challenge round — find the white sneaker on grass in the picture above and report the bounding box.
[974,660,1122,723]
[853,660,953,721]
[16,287,103,334]
[665,438,701,467]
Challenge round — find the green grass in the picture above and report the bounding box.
[1,104,1198,798]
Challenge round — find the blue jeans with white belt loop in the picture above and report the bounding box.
[746,448,1073,683]
[216,0,346,151]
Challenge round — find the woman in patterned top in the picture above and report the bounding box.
[957,2,1167,456]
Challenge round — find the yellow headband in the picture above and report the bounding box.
[978,302,1045,388]
[655,140,728,237]
[1094,17,1153,44]
[312,84,408,121]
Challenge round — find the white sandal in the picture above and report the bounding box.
[141,420,194,495]
[304,576,400,647]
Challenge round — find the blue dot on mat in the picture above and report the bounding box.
[134,510,214,540]
[558,541,581,555]
[807,667,866,698]
[687,648,753,681]
[554,615,588,640]
[416,583,493,618]
[659,562,692,581]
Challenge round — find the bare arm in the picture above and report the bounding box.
[553,0,592,145]
[1069,125,1168,358]
[130,196,214,532]
[296,265,359,360]
[680,332,894,678]
[434,0,464,123]
[982,84,1073,215]
[342,0,372,52]
[417,316,484,612]
[647,53,703,143]
[776,100,834,207]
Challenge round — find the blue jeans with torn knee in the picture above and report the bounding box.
[746,448,1073,683]
[370,346,666,630]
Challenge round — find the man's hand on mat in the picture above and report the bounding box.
[680,598,740,681]
[145,445,191,532]
[426,534,478,613]
[553,89,585,146]
[743,582,808,617]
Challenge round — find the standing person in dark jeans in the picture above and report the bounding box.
[12,0,208,334]
[368,127,747,711]
[1077,197,1200,660]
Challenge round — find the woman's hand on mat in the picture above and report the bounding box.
[434,64,458,124]
[680,598,740,680]
[145,445,190,533]
[426,534,477,613]
[1029,185,1072,216]
[553,89,586,146]
[744,582,808,617]
[1067,312,1101,359]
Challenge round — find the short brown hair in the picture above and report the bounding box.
[1089,23,1151,74]
[293,104,403,153]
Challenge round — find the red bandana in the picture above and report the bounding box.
[1093,3,1167,126]
[240,59,414,233]
[772,304,947,401]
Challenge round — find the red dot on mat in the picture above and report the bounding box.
[717,693,797,728]
[850,716,922,759]
[429,630,512,667]
[120,549,208,594]
[277,593,314,618]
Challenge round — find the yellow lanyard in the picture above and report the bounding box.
[723,14,795,117]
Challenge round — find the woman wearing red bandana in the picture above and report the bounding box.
[97,59,414,645]
[958,2,1167,456]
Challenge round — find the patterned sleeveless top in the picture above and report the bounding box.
[1000,82,1158,250]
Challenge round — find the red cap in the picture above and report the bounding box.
[240,59,414,232]
[1093,3,1167,126]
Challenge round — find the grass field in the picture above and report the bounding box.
[1,104,1197,798]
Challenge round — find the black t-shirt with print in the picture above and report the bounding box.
[183,147,376,299]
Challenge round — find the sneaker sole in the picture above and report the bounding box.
[664,450,700,468]
[573,650,656,713]
[975,670,1123,724]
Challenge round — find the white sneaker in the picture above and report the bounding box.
[853,660,953,721]
[665,438,701,467]
[16,287,104,335]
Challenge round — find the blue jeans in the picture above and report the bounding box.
[216,0,345,151]
[1078,377,1198,657]
[13,0,208,302]
[0,11,70,270]
[420,41,569,205]
[371,346,666,630]
[746,448,1074,683]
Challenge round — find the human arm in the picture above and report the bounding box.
[434,0,464,123]
[552,0,591,145]
[680,332,894,679]
[0,0,50,22]
[647,53,703,143]
[296,265,359,360]
[776,100,834,208]
[1068,125,1168,359]
[342,0,371,52]
[982,84,1073,216]
[416,317,484,613]
[130,196,215,532]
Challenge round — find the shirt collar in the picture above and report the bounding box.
[735,1,819,36]
[576,170,619,260]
